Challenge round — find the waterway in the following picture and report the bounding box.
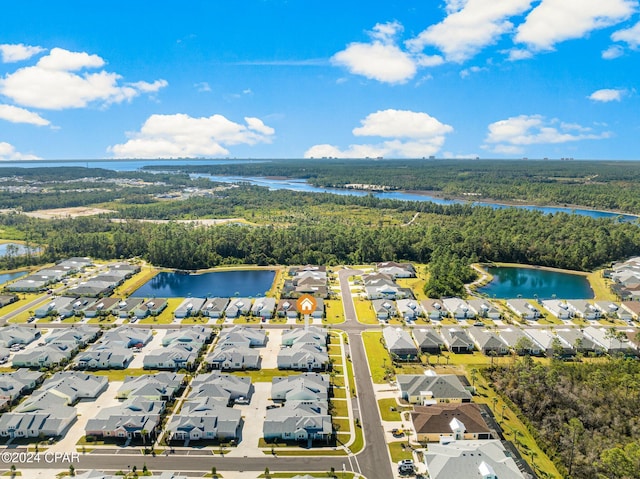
[0,159,637,221]
[477,266,594,299]
[131,270,276,298]
[0,243,42,256]
[0,271,27,285]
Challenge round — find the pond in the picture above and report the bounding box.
[477,266,594,299]
[0,271,28,285]
[131,270,276,298]
[0,243,42,256]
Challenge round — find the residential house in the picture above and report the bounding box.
[541,300,572,320]
[133,298,168,319]
[412,328,445,354]
[201,297,230,318]
[277,299,298,319]
[45,325,100,348]
[218,326,267,348]
[382,327,418,360]
[506,299,540,320]
[101,326,153,348]
[499,327,543,356]
[162,326,212,347]
[143,343,200,370]
[278,343,329,371]
[372,299,397,320]
[620,301,640,321]
[364,273,411,300]
[524,329,573,357]
[74,346,133,370]
[442,298,473,320]
[34,296,78,318]
[12,344,76,368]
[36,372,108,403]
[0,294,18,308]
[224,298,252,318]
[397,299,420,321]
[567,300,601,320]
[115,298,145,319]
[466,329,508,356]
[555,328,604,355]
[594,301,621,319]
[6,277,50,292]
[251,297,276,319]
[281,326,327,347]
[0,369,43,404]
[167,404,242,441]
[397,373,473,405]
[117,372,185,401]
[584,326,637,355]
[421,299,446,321]
[263,402,332,443]
[0,404,76,438]
[376,261,417,278]
[423,440,526,479]
[0,325,40,348]
[467,299,501,320]
[205,344,260,371]
[190,372,252,402]
[411,403,493,442]
[174,297,206,318]
[83,297,121,318]
[440,328,475,353]
[85,397,164,440]
[271,373,330,402]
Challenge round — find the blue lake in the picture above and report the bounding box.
[131,270,276,298]
[477,266,594,300]
[0,271,27,285]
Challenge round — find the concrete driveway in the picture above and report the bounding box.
[48,380,123,453]
[261,329,282,369]
[128,329,166,368]
[228,382,271,457]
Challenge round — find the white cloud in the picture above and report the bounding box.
[0,104,50,126]
[589,88,626,102]
[331,39,417,84]
[352,109,453,139]
[460,66,488,78]
[109,113,275,158]
[602,45,625,59]
[506,48,534,61]
[406,0,533,62]
[483,114,612,154]
[195,82,211,92]
[515,0,636,51]
[0,141,40,160]
[0,43,45,63]
[0,48,167,110]
[304,109,452,159]
[611,20,640,47]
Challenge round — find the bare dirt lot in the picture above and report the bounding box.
[24,207,116,219]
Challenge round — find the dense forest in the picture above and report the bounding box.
[486,359,640,479]
[146,159,640,214]
[1,183,640,271]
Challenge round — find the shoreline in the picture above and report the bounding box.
[399,189,640,218]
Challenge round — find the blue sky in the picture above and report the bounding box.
[1,0,639,161]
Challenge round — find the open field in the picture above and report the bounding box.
[24,206,116,219]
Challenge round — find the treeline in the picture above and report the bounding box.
[3,194,640,271]
[486,359,640,479]
[148,159,640,214]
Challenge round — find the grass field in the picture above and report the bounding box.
[388,441,413,462]
[362,331,391,383]
[354,299,378,325]
[324,298,345,324]
[91,368,159,381]
[378,398,413,421]
[233,369,299,382]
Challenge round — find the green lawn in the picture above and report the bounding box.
[362,331,391,383]
[233,369,299,382]
[332,418,351,433]
[354,299,378,324]
[388,441,413,463]
[378,398,412,421]
[325,299,345,324]
[90,368,159,381]
[330,399,349,417]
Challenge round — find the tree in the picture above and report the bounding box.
[470,368,479,387]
